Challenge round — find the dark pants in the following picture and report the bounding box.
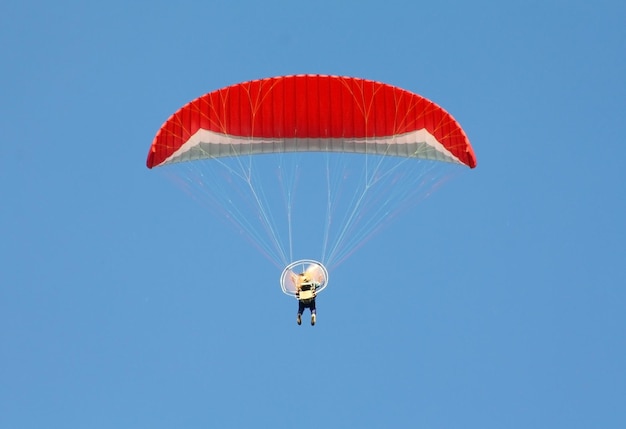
[298,299,316,315]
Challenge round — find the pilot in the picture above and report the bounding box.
[295,273,317,326]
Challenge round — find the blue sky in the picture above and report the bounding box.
[2,0,625,428]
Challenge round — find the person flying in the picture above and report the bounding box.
[295,273,317,326]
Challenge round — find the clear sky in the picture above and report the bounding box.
[2,0,625,428]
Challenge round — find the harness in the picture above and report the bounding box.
[297,281,316,302]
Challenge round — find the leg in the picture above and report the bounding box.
[297,301,305,325]
[309,300,317,325]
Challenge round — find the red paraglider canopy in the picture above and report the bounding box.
[147,74,476,169]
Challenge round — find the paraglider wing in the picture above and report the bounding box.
[147,75,476,169]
